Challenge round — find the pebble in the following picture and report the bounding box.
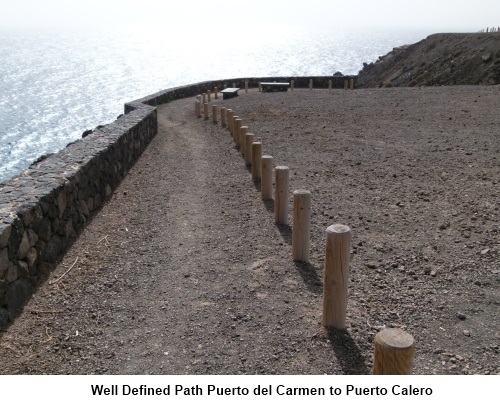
[480,248,490,255]
[456,312,467,320]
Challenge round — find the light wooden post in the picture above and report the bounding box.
[212,105,217,123]
[251,142,262,181]
[261,155,273,200]
[235,119,242,146]
[274,166,289,224]
[214,86,218,99]
[328,80,332,91]
[233,82,236,88]
[204,103,209,120]
[220,107,226,127]
[258,83,262,92]
[245,133,254,166]
[202,93,207,103]
[240,126,248,157]
[292,190,311,262]
[350,78,354,90]
[227,110,233,134]
[245,80,249,93]
[309,79,313,90]
[373,328,415,375]
[232,116,239,142]
[322,224,351,329]
[207,90,211,101]
[291,80,294,91]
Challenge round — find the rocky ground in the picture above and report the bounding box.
[0,87,499,375]
[357,32,500,87]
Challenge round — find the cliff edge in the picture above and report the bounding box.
[356,32,500,87]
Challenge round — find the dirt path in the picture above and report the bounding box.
[0,96,351,375]
[1,87,499,375]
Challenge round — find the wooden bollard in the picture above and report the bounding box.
[291,80,294,91]
[220,107,226,127]
[233,82,236,88]
[274,166,289,224]
[204,102,209,120]
[309,79,313,90]
[344,80,348,91]
[245,80,249,93]
[373,328,415,375]
[261,155,273,200]
[207,90,211,101]
[292,190,311,262]
[240,126,248,157]
[195,100,201,118]
[227,110,233,134]
[245,133,254,166]
[258,83,262,92]
[232,116,239,142]
[202,93,207,103]
[328,80,332,91]
[350,78,354,90]
[235,119,242,146]
[214,86,218,99]
[322,224,351,329]
[251,142,262,181]
[212,105,217,123]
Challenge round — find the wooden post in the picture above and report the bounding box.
[259,83,262,92]
[204,102,209,120]
[328,80,332,91]
[245,80,249,93]
[373,328,415,375]
[231,115,238,139]
[292,190,311,262]
[233,82,236,88]
[322,224,351,329]
[202,93,207,103]
[291,80,294,91]
[251,142,262,181]
[227,110,233,134]
[212,105,217,123]
[261,155,273,200]
[240,126,248,157]
[214,86,218,99]
[195,100,201,118]
[245,133,254,166]
[207,90,211,101]
[235,119,242,146]
[220,107,226,127]
[350,78,354,90]
[309,79,313,90]
[274,166,289,224]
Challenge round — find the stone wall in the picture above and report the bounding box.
[0,75,356,329]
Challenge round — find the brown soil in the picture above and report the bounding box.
[357,33,500,87]
[0,87,499,375]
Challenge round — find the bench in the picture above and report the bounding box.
[260,82,289,92]
[221,88,239,100]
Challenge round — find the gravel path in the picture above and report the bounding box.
[1,87,499,375]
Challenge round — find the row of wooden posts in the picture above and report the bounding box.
[193,88,415,374]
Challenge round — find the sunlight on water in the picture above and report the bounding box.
[0,24,432,183]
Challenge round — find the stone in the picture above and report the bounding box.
[57,190,66,219]
[365,262,379,269]
[80,200,89,217]
[482,54,491,62]
[17,261,29,278]
[37,217,52,242]
[0,224,12,249]
[6,278,32,318]
[0,308,9,330]
[0,248,9,274]
[27,229,38,247]
[456,312,467,320]
[44,235,63,262]
[17,231,30,259]
[26,247,37,270]
[5,262,18,282]
[480,248,490,255]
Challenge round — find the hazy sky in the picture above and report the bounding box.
[1,0,499,31]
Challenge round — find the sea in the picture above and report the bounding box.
[0,24,435,184]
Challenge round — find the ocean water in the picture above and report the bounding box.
[0,25,433,184]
